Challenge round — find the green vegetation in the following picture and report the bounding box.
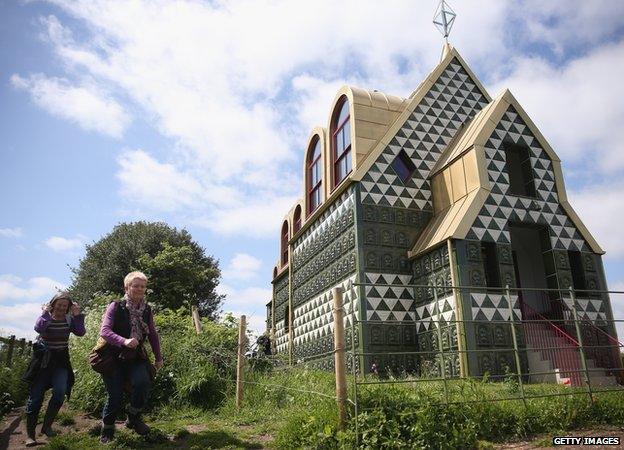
[5,305,624,448]
[68,301,239,414]
[69,221,223,318]
[0,338,30,420]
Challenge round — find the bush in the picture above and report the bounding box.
[0,338,31,419]
[68,299,239,414]
[262,372,624,449]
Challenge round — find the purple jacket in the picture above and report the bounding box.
[99,301,162,362]
[35,311,86,338]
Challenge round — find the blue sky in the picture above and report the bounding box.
[1,0,624,340]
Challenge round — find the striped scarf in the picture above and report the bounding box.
[124,295,149,341]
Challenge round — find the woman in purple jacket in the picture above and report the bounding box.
[24,291,85,447]
[98,271,163,443]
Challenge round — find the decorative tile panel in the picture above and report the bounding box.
[470,293,520,322]
[465,106,591,252]
[364,272,414,321]
[361,58,489,210]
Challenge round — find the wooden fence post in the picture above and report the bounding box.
[332,287,348,429]
[236,315,247,409]
[191,306,202,334]
[6,335,15,367]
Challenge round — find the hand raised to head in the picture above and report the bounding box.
[71,303,81,316]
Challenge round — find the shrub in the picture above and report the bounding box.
[68,299,239,414]
[0,338,31,419]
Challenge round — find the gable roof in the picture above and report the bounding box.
[352,44,492,181]
[409,89,603,257]
[290,44,490,241]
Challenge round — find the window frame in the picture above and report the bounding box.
[280,221,289,266]
[307,137,323,215]
[293,205,302,234]
[332,98,352,189]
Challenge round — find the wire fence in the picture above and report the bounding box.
[237,284,624,445]
[0,335,32,367]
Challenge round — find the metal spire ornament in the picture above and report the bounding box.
[433,0,456,43]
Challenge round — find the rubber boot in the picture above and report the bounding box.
[40,403,62,438]
[125,413,150,435]
[100,424,115,444]
[25,413,38,447]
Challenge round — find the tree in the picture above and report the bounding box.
[69,221,223,318]
[137,242,221,318]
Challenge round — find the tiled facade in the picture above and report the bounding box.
[268,46,616,380]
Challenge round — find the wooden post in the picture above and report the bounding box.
[236,315,247,409]
[570,286,594,403]
[191,306,202,334]
[6,335,15,367]
[506,285,527,408]
[332,287,348,429]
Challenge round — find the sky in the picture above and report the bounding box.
[1,0,624,341]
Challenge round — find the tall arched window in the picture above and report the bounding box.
[280,220,289,266]
[293,205,302,233]
[333,98,352,188]
[308,137,322,214]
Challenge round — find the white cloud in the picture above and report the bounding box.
[30,0,509,238]
[10,73,130,138]
[0,302,44,341]
[489,41,624,172]
[569,182,624,258]
[222,253,263,281]
[21,1,623,240]
[193,194,298,238]
[116,149,298,237]
[0,227,23,238]
[116,149,205,212]
[44,235,86,252]
[218,283,271,335]
[0,275,66,302]
[518,1,624,55]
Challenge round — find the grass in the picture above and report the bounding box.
[35,368,624,449]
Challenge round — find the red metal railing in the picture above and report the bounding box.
[520,299,583,385]
[557,296,624,379]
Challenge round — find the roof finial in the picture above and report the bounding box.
[433,0,456,44]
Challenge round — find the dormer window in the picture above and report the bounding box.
[308,137,322,214]
[281,220,289,266]
[391,149,416,183]
[332,98,352,188]
[505,144,536,198]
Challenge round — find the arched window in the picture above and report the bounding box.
[280,220,289,266]
[293,205,302,233]
[332,98,352,188]
[308,137,322,214]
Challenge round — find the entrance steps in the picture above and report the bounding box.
[523,322,617,387]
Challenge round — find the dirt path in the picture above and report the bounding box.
[1,406,100,450]
[0,407,272,449]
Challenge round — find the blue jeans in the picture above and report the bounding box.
[25,366,68,416]
[101,360,150,426]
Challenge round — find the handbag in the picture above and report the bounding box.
[88,337,119,375]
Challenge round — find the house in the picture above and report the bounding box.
[268,44,621,384]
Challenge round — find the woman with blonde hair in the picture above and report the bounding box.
[98,271,163,443]
[23,291,85,446]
